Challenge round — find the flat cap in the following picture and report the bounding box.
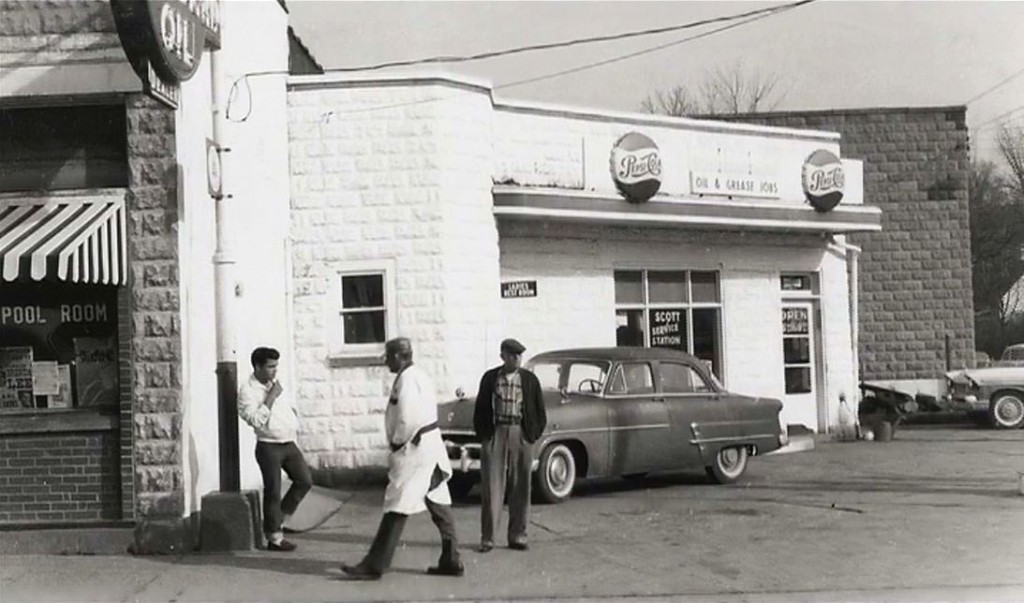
[500,338,526,354]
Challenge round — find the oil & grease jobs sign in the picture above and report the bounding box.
[111,0,222,109]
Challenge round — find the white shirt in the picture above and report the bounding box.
[237,374,299,443]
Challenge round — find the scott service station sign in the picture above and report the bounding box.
[111,0,222,109]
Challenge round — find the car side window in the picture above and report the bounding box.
[659,362,712,394]
[566,362,608,395]
[608,362,654,395]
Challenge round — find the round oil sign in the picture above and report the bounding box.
[609,132,662,203]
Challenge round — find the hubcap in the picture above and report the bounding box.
[547,449,573,495]
[996,396,1024,425]
[721,448,741,469]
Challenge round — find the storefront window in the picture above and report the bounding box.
[0,282,118,412]
[613,269,723,378]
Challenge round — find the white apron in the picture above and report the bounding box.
[382,364,453,515]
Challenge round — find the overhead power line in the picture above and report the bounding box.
[964,64,1024,106]
[324,0,817,74]
[318,0,814,118]
[495,7,796,93]
[974,103,1024,131]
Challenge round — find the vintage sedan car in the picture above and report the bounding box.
[946,366,1024,429]
[438,347,787,503]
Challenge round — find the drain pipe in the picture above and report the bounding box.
[828,234,862,425]
[210,45,240,492]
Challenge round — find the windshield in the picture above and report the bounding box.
[528,360,611,395]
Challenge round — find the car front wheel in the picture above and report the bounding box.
[705,446,749,484]
[534,443,577,504]
[989,392,1024,429]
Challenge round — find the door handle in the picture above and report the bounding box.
[653,397,665,402]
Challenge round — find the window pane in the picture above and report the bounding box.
[616,310,646,346]
[342,274,384,309]
[530,362,562,391]
[614,270,643,304]
[783,337,811,364]
[618,362,654,394]
[648,270,687,303]
[343,311,385,344]
[785,367,812,394]
[659,362,694,393]
[692,308,721,378]
[648,308,686,350]
[780,274,811,291]
[566,362,609,394]
[691,271,719,303]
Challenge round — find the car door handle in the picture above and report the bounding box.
[653,397,665,402]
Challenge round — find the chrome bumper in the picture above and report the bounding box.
[444,440,481,473]
[947,394,985,412]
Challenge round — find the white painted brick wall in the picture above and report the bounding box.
[286,74,860,470]
[499,220,854,432]
[287,78,500,470]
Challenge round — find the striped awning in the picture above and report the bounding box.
[0,191,128,285]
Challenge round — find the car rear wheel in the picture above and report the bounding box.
[705,446,749,484]
[534,443,576,504]
[989,392,1024,429]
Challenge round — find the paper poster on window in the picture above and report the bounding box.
[48,365,73,409]
[0,346,35,410]
[74,336,118,407]
[32,360,60,396]
[649,309,685,348]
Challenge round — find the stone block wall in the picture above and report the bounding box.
[724,107,974,380]
[125,94,185,541]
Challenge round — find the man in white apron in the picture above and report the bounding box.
[341,337,464,580]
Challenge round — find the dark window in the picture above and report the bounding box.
[0,105,128,193]
[340,273,386,345]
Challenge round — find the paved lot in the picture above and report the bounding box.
[2,424,1023,602]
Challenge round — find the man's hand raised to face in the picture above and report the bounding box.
[266,381,283,408]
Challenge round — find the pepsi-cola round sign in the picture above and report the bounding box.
[802,149,845,212]
[610,132,662,203]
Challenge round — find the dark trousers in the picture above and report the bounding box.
[361,498,458,573]
[255,441,312,536]
[480,423,533,545]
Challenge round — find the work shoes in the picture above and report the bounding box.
[267,539,297,552]
[508,540,529,551]
[478,541,494,553]
[341,562,382,581]
[426,560,465,577]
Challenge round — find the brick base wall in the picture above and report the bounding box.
[0,432,121,523]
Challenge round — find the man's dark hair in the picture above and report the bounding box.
[251,346,280,369]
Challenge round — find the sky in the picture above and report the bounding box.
[287,1,1024,165]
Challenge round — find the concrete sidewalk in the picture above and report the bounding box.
[3,425,1023,603]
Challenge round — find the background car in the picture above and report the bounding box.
[945,366,1024,429]
[438,347,787,503]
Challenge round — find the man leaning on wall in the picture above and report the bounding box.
[237,346,313,552]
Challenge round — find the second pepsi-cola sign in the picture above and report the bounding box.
[802,149,845,212]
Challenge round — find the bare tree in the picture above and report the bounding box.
[640,62,784,117]
[971,159,1024,356]
[996,123,1024,195]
